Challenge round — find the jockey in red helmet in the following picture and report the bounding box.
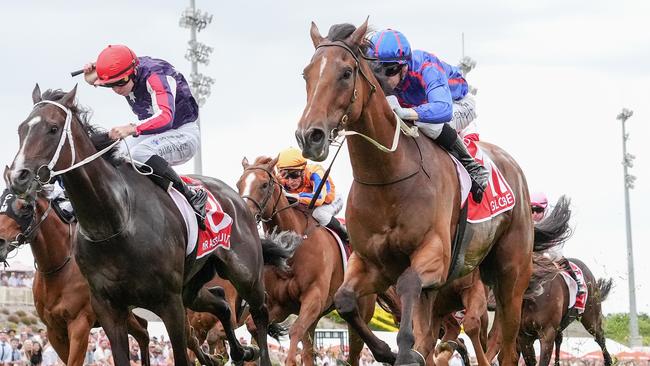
[367,29,489,202]
[82,45,206,228]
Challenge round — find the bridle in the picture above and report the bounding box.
[30,100,121,186]
[313,41,377,140]
[241,167,297,223]
[1,197,72,276]
[310,40,424,186]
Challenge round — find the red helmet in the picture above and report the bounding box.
[94,45,139,86]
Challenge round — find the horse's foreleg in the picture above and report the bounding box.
[493,235,532,366]
[334,255,395,364]
[91,296,131,366]
[538,328,557,366]
[462,282,490,366]
[519,335,537,366]
[65,316,92,366]
[190,286,258,364]
[425,315,444,366]
[553,332,563,366]
[396,235,447,366]
[286,289,325,366]
[300,322,318,366]
[348,295,376,366]
[186,321,217,366]
[127,313,150,366]
[156,295,191,366]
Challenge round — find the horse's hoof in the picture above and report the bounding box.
[243,345,260,362]
[395,349,425,366]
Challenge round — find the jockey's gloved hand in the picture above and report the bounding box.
[385,95,419,121]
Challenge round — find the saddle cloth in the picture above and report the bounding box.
[323,218,350,272]
[559,261,588,313]
[168,177,233,258]
[452,133,516,223]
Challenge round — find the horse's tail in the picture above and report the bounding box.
[596,277,614,302]
[524,253,562,300]
[377,286,401,325]
[260,228,302,271]
[268,322,288,341]
[533,195,573,252]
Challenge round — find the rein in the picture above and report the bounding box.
[27,100,154,243]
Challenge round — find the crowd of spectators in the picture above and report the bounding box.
[0,273,34,289]
[0,327,61,366]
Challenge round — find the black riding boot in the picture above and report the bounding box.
[435,124,489,202]
[144,155,208,230]
[325,217,349,243]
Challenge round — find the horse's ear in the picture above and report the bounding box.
[310,21,324,48]
[270,155,279,169]
[32,84,42,104]
[348,17,369,48]
[3,166,10,186]
[59,84,78,108]
[241,157,249,169]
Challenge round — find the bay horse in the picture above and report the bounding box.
[7,86,276,366]
[517,257,613,366]
[237,155,375,366]
[0,189,151,366]
[295,20,566,366]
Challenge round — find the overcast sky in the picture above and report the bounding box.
[0,0,648,315]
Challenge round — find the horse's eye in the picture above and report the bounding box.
[48,126,59,134]
[342,69,353,80]
[261,182,269,189]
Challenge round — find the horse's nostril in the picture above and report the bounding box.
[308,129,325,145]
[18,170,29,181]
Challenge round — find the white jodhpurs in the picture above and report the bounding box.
[312,193,344,226]
[118,122,200,166]
[414,94,477,139]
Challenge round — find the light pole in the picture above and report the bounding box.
[179,0,214,175]
[616,108,641,347]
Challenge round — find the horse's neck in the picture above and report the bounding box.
[30,199,71,274]
[264,192,308,235]
[61,153,129,239]
[346,99,419,183]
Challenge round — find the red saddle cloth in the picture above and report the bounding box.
[181,177,233,259]
[463,133,516,223]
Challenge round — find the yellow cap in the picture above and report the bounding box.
[277,147,307,170]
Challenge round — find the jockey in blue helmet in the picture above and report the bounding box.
[367,29,489,202]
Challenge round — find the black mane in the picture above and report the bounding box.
[40,89,123,166]
[325,23,373,56]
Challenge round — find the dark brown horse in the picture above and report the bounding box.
[237,156,375,366]
[0,190,150,366]
[295,20,569,366]
[517,257,613,366]
[7,86,277,366]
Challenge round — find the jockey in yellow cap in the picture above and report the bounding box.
[277,148,348,242]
